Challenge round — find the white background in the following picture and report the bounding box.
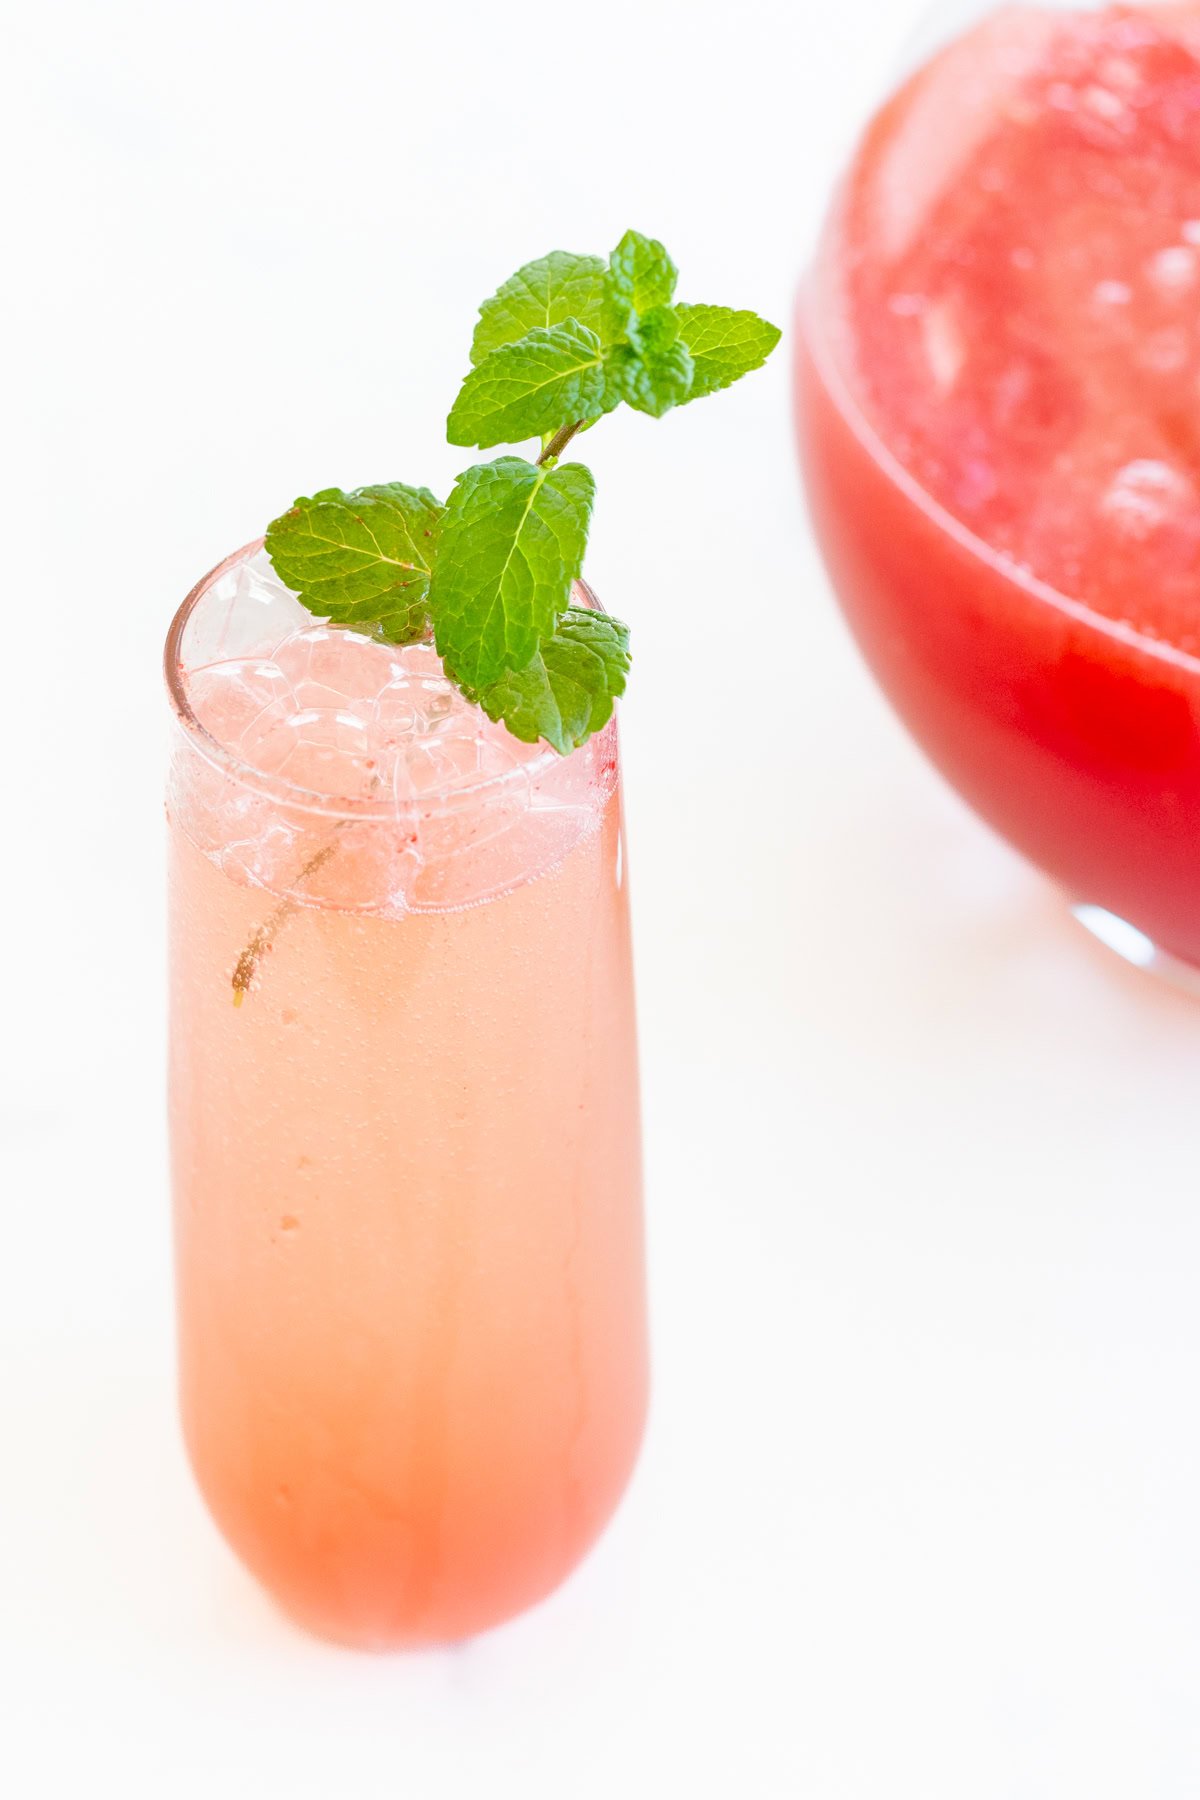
[6,0,1200,1794]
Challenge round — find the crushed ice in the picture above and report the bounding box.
[172,551,612,914]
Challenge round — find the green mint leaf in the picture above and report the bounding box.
[470,251,608,364]
[264,483,442,643]
[607,304,695,418]
[605,230,678,333]
[475,606,630,755]
[447,322,613,450]
[429,456,595,690]
[674,304,782,401]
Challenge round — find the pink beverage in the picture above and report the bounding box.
[165,545,647,1648]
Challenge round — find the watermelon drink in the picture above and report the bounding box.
[797,2,1200,967]
[166,546,647,1648]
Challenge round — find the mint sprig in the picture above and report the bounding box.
[265,229,780,754]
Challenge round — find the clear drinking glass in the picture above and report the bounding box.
[165,543,647,1648]
[796,0,1200,979]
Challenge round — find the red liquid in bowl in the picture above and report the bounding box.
[798,2,1200,962]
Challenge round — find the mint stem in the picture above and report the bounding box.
[537,420,585,466]
[231,829,348,1005]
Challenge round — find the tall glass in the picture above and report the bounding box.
[797,0,1200,975]
[165,543,647,1649]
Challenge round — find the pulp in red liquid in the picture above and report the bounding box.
[798,3,1200,961]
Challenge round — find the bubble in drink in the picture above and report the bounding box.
[187,659,293,741]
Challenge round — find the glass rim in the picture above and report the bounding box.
[799,267,1200,684]
[164,539,589,821]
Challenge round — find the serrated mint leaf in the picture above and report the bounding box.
[674,304,782,401]
[264,483,442,643]
[470,251,608,365]
[429,457,595,690]
[607,304,695,418]
[476,606,630,754]
[447,321,613,450]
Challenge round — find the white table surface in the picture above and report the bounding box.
[8,1,1200,1794]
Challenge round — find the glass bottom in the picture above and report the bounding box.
[1072,904,1200,997]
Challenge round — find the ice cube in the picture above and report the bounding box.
[394,732,491,803]
[373,679,421,742]
[1100,459,1192,539]
[272,624,398,711]
[241,705,378,798]
[235,557,309,653]
[188,659,294,741]
[220,816,301,890]
[183,555,307,667]
[379,676,458,743]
